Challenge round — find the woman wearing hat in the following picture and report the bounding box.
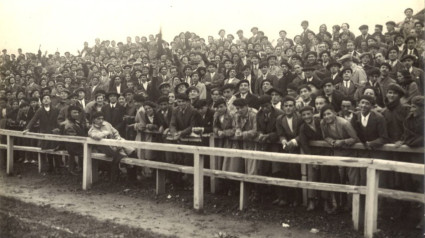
[396,69,420,104]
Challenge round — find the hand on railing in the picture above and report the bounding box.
[394,141,404,148]
[333,140,345,148]
[22,129,29,134]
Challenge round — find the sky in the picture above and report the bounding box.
[0,0,423,55]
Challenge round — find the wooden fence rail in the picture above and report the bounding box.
[0,129,423,238]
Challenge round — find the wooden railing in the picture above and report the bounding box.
[0,129,423,238]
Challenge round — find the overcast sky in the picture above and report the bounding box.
[0,0,423,55]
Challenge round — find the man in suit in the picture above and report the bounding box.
[256,95,284,182]
[321,78,344,112]
[193,99,214,135]
[401,54,424,94]
[327,61,343,85]
[204,63,225,91]
[300,20,315,46]
[75,87,88,110]
[257,62,279,95]
[387,46,405,79]
[23,94,61,172]
[102,91,126,137]
[355,25,373,49]
[377,63,397,103]
[276,96,304,207]
[87,77,104,101]
[277,61,296,96]
[338,54,367,86]
[241,65,258,95]
[250,54,262,78]
[351,95,388,185]
[335,67,358,98]
[400,36,423,69]
[233,79,259,109]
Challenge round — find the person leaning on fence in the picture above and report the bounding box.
[23,94,61,173]
[275,96,303,207]
[168,93,202,189]
[228,98,258,199]
[320,104,359,214]
[297,105,330,212]
[212,98,235,194]
[351,95,389,185]
[61,105,87,175]
[88,111,137,182]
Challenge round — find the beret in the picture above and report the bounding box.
[280,60,292,69]
[123,88,135,95]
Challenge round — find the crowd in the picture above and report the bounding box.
[0,7,424,220]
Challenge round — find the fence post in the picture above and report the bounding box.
[209,135,217,194]
[193,151,204,210]
[352,193,360,230]
[156,169,166,195]
[82,142,92,190]
[364,167,379,238]
[6,135,14,175]
[92,158,99,183]
[240,181,248,211]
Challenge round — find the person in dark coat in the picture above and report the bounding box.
[61,105,87,174]
[101,91,126,137]
[275,96,304,207]
[297,105,331,211]
[233,79,259,109]
[24,94,60,172]
[256,94,284,176]
[352,95,389,185]
[321,78,344,112]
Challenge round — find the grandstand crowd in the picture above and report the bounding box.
[0,7,423,219]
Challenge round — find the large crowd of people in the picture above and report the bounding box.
[0,7,424,222]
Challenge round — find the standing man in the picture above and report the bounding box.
[23,94,60,173]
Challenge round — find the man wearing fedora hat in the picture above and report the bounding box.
[102,91,126,137]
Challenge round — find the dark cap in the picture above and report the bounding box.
[359,25,369,30]
[359,95,376,105]
[411,95,425,107]
[258,95,272,105]
[232,98,247,107]
[387,83,405,96]
[193,99,208,109]
[157,96,168,104]
[299,105,314,114]
[175,93,190,101]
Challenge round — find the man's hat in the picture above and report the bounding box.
[302,65,316,72]
[387,83,405,96]
[237,79,250,89]
[251,27,258,32]
[359,95,376,105]
[233,98,248,107]
[267,54,277,61]
[123,88,135,95]
[359,52,372,59]
[175,93,190,101]
[379,62,392,71]
[326,61,342,71]
[385,21,396,26]
[159,82,171,89]
[157,96,168,104]
[258,95,272,105]
[280,60,292,69]
[266,87,283,96]
[401,54,417,62]
[304,51,317,59]
[359,25,369,30]
[186,86,200,94]
[106,91,119,98]
[74,87,86,94]
[290,54,302,62]
[411,95,425,107]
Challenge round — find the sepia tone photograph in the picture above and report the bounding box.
[0,0,424,237]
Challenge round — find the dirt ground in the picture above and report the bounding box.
[0,162,422,238]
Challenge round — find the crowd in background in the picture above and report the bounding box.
[0,7,424,220]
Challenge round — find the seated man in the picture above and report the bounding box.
[88,111,137,182]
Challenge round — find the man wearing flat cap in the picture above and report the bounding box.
[355,25,373,49]
[400,8,416,38]
[102,91,126,137]
[300,20,315,46]
[236,30,249,45]
[399,36,422,68]
[249,27,260,44]
[386,46,405,79]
